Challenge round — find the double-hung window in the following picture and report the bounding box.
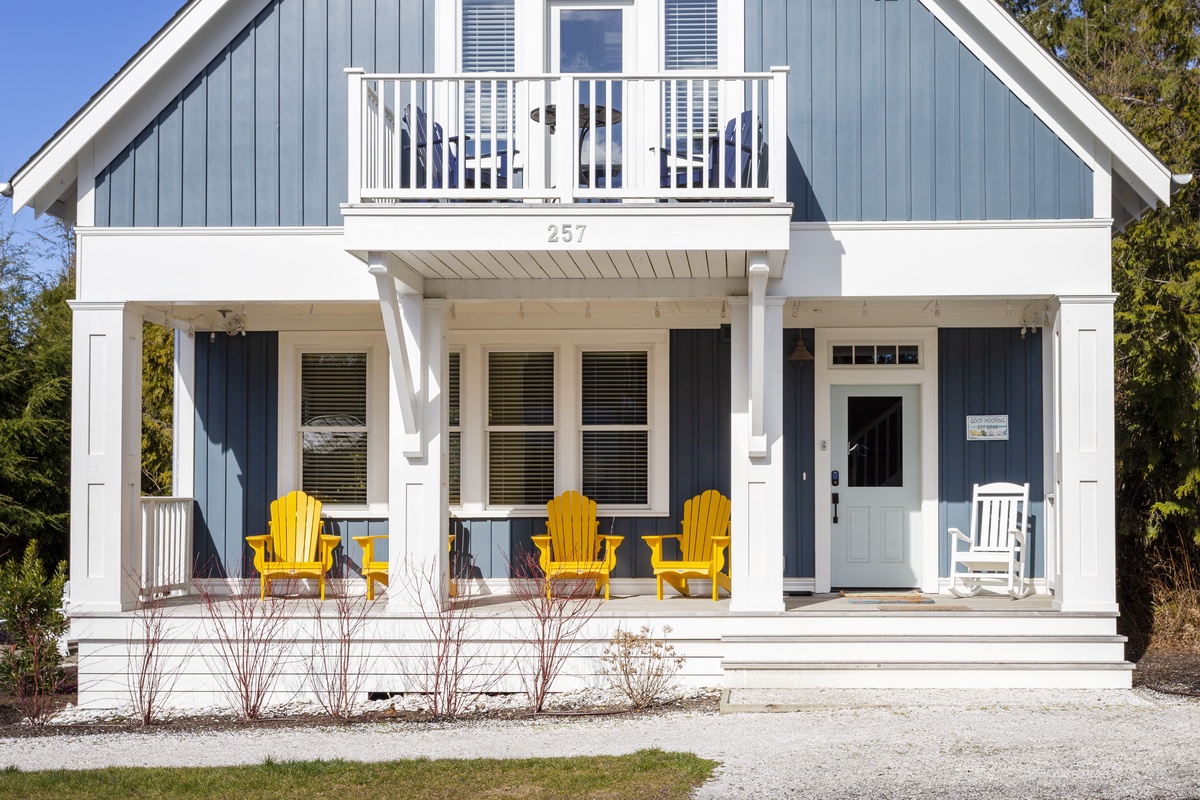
[452,332,668,516]
[279,333,387,512]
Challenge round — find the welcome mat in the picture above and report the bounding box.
[876,604,971,612]
[841,591,933,605]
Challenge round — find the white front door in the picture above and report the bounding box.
[830,384,922,588]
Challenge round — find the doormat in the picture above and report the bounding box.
[841,591,933,604]
[847,597,934,605]
[875,604,970,612]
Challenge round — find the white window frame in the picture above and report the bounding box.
[278,332,389,517]
[451,329,669,517]
[435,0,742,75]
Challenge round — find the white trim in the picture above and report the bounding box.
[788,218,1113,232]
[278,331,390,514]
[171,329,196,499]
[451,328,669,516]
[814,327,939,595]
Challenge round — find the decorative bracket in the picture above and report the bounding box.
[369,253,423,457]
[748,255,769,457]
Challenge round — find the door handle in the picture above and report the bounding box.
[831,492,839,524]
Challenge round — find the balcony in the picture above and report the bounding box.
[342,70,792,282]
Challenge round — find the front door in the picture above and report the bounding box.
[830,385,921,588]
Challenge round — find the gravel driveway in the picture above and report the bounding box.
[4,688,1199,799]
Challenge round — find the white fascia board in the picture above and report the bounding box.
[9,0,262,213]
[779,220,1113,298]
[75,228,377,303]
[929,0,1172,208]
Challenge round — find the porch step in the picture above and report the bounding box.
[719,631,1133,689]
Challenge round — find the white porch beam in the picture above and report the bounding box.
[67,301,143,612]
[728,293,786,613]
[1051,295,1118,613]
[369,253,421,457]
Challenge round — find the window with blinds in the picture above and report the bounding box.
[300,353,368,505]
[462,0,514,137]
[663,0,719,150]
[581,351,648,505]
[487,351,555,506]
[448,351,462,506]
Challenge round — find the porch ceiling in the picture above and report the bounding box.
[341,202,793,282]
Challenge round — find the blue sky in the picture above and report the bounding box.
[1,1,181,265]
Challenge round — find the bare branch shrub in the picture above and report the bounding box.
[398,558,501,719]
[195,566,297,719]
[506,549,602,713]
[125,573,183,725]
[0,543,69,725]
[306,571,378,719]
[1149,541,1200,651]
[599,625,685,710]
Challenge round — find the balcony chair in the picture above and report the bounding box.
[643,490,732,601]
[531,491,624,600]
[948,481,1033,599]
[656,110,765,190]
[246,491,340,600]
[402,105,512,190]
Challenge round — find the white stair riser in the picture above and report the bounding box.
[722,640,1126,663]
[724,667,1133,690]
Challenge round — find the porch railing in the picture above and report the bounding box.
[137,497,194,600]
[347,68,788,205]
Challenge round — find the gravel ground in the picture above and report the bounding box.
[4,687,1200,798]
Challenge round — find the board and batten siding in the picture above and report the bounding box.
[452,328,732,580]
[193,332,279,578]
[95,0,434,228]
[782,328,816,578]
[747,0,1093,222]
[938,327,1045,579]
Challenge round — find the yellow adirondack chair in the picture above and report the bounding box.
[643,490,732,601]
[531,491,624,600]
[246,491,340,600]
[352,533,460,600]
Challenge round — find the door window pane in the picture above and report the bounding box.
[300,353,368,504]
[488,351,555,505]
[847,396,903,488]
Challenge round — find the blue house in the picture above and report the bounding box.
[2,0,1183,707]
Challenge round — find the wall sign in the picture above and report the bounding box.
[967,415,1009,441]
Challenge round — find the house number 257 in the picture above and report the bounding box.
[547,223,586,243]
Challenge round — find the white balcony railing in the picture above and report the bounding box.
[347,68,788,205]
[137,496,194,600]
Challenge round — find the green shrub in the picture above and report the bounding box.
[0,542,68,724]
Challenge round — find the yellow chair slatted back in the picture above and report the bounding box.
[680,490,731,562]
[546,491,599,561]
[270,491,324,562]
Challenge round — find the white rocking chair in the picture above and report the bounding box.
[948,482,1032,599]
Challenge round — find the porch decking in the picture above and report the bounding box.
[69,588,1129,710]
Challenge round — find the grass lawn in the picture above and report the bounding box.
[0,749,717,799]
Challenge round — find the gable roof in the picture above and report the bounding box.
[3,0,1183,224]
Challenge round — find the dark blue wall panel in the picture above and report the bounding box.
[193,332,278,577]
[453,328,733,580]
[782,329,816,578]
[938,328,1044,578]
[96,0,434,227]
[748,0,1094,222]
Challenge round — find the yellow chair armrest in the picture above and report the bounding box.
[318,534,341,570]
[598,535,623,569]
[353,535,386,564]
[642,534,679,565]
[711,536,731,572]
[246,534,272,574]
[531,535,553,573]
[712,536,731,548]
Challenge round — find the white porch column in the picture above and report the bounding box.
[728,256,786,612]
[1052,295,1118,613]
[68,302,143,612]
[171,329,196,499]
[372,254,449,610]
